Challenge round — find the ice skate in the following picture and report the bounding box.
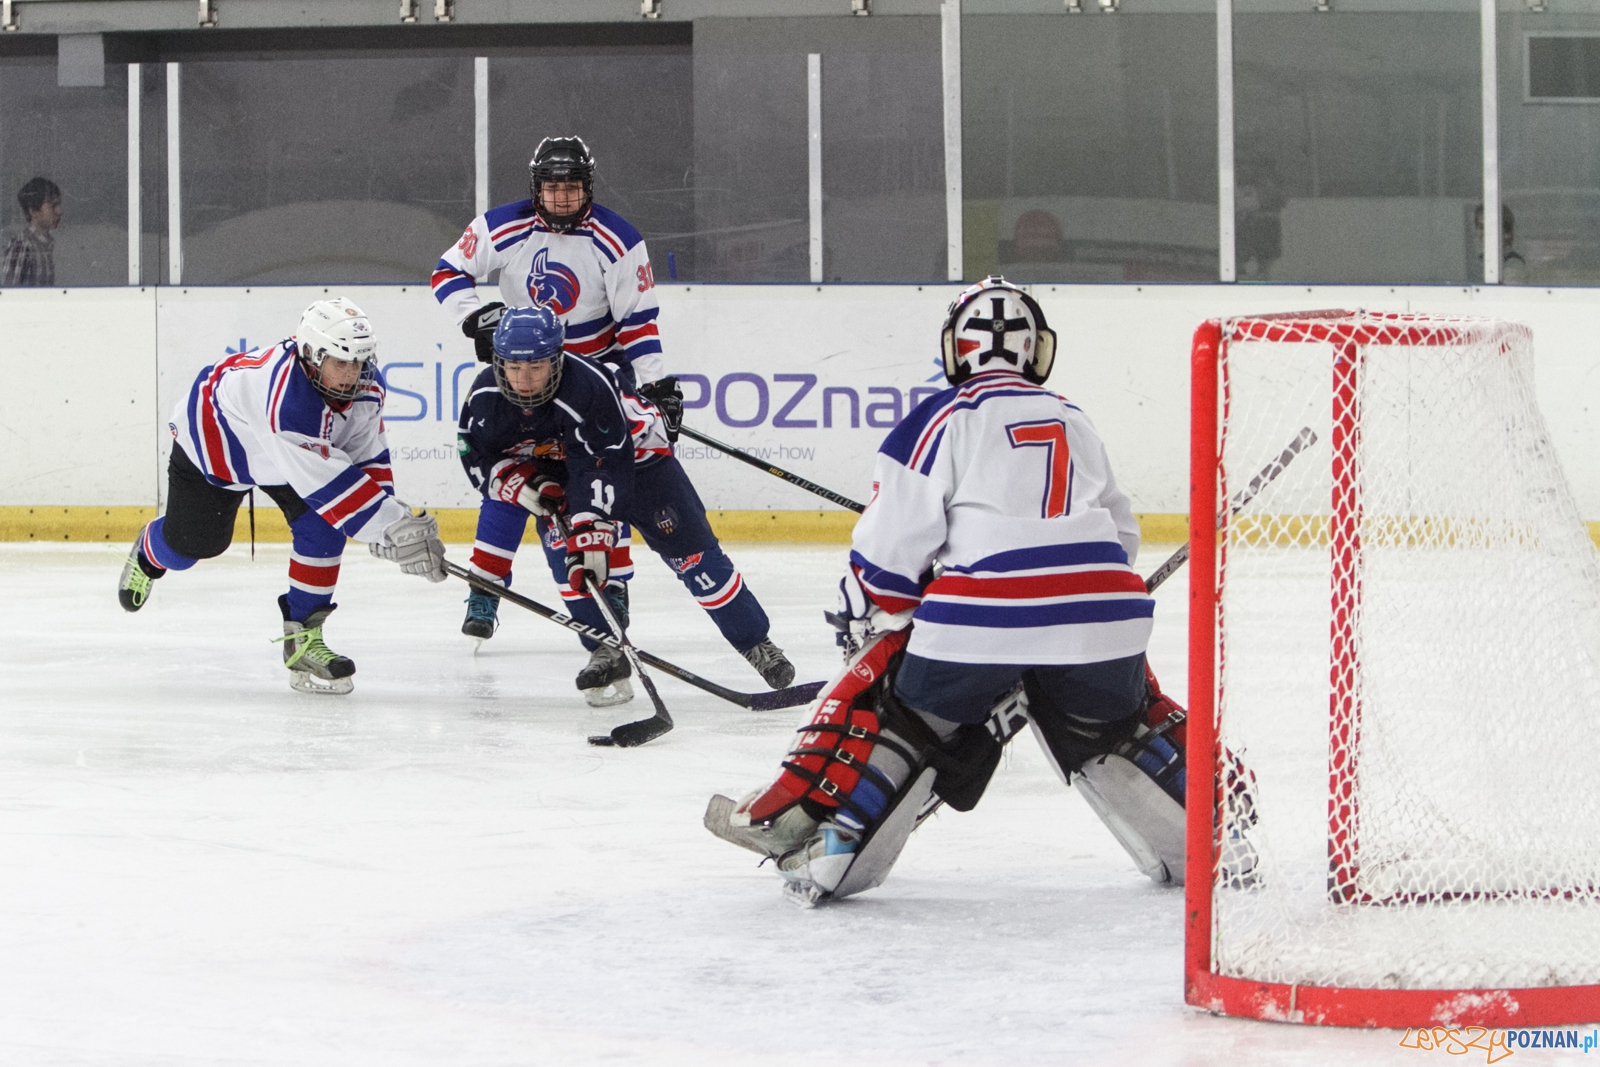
[461,588,500,645]
[576,642,633,707]
[275,595,355,695]
[117,535,163,613]
[739,638,795,689]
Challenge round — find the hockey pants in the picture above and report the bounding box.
[140,445,347,622]
[469,456,770,653]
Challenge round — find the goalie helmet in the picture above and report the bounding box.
[528,136,595,232]
[939,276,1057,387]
[492,305,565,409]
[295,297,377,403]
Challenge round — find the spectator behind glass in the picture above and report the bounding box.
[1474,202,1528,285]
[2,177,62,286]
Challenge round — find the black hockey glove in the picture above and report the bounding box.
[462,302,507,363]
[639,376,684,442]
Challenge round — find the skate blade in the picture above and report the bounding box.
[583,677,634,708]
[289,671,353,696]
[782,879,826,909]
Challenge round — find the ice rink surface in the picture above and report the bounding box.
[2,542,1584,1066]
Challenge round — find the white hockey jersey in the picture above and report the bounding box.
[851,370,1154,665]
[169,342,410,543]
[431,200,665,385]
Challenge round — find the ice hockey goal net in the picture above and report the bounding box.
[1186,310,1600,1027]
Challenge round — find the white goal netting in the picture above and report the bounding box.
[1210,311,1600,991]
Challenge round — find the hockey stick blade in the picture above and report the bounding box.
[678,423,866,513]
[445,561,819,711]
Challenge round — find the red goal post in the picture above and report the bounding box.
[1186,311,1600,1028]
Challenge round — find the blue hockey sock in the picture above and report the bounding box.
[140,517,197,572]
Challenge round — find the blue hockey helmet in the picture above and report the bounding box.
[492,305,566,408]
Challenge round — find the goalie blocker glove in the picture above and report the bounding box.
[462,301,507,363]
[370,510,447,582]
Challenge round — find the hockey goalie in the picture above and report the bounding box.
[705,277,1189,905]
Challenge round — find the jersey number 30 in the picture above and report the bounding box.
[1006,419,1071,518]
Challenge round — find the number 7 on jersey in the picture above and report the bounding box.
[1006,419,1071,518]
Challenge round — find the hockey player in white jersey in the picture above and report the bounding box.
[706,278,1187,904]
[115,298,448,695]
[431,135,684,644]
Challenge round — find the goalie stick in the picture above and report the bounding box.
[552,513,675,748]
[677,423,866,514]
[915,426,1319,823]
[445,561,825,712]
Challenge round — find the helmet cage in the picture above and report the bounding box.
[528,136,595,232]
[296,297,378,403]
[939,278,1057,387]
[494,350,564,409]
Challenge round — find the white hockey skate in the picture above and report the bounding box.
[274,597,355,696]
[775,767,938,908]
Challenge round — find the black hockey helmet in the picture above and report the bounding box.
[529,136,595,232]
[939,276,1057,387]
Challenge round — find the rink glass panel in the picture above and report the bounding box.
[1499,10,1600,285]
[691,16,945,284]
[1232,12,1481,286]
[0,55,128,286]
[958,9,1218,284]
[180,56,473,285]
[1213,316,1600,990]
[488,50,692,282]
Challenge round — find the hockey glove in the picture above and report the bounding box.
[488,462,566,517]
[371,509,447,582]
[639,376,684,442]
[565,518,616,592]
[827,566,912,658]
[462,301,507,363]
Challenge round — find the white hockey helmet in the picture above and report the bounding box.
[296,297,378,402]
[939,276,1056,387]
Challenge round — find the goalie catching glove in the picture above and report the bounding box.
[369,510,447,582]
[564,517,615,591]
[488,461,566,517]
[462,301,507,363]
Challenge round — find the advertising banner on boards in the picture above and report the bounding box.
[155,284,963,512]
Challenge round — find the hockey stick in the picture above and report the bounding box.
[677,423,866,514]
[550,513,675,747]
[446,560,825,713]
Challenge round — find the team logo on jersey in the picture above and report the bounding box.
[653,507,679,536]
[526,247,581,315]
[457,227,478,258]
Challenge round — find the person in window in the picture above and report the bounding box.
[2,177,61,287]
[1475,203,1528,285]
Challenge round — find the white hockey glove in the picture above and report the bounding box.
[370,509,447,582]
[826,567,912,659]
[488,461,566,517]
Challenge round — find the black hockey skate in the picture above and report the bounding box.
[275,595,356,695]
[462,588,500,642]
[576,642,633,708]
[116,537,164,613]
[740,638,795,689]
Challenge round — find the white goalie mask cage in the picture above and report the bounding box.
[939,276,1057,386]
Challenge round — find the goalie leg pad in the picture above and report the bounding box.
[777,766,939,902]
[1076,754,1187,885]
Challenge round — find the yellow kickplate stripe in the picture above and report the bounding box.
[14,506,1586,550]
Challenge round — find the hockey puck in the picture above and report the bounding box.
[587,734,616,746]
